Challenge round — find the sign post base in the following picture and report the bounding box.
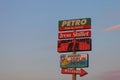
[72,68,76,80]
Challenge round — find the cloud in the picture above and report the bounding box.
[101,24,120,32]
[100,70,120,80]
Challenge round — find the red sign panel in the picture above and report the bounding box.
[61,68,88,77]
[59,25,91,31]
[57,38,91,53]
[58,30,91,39]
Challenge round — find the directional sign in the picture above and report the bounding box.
[58,30,91,39]
[61,68,88,77]
[58,18,91,31]
[58,38,92,53]
[79,68,88,77]
[60,54,88,68]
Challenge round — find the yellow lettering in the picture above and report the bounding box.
[75,20,81,26]
[67,21,71,26]
[71,20,75,26]
[81,19,87,25]
[62,21,67,27]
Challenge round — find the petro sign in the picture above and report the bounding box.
[58,18,91,31]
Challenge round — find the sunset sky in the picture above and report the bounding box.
[0,0,120,80]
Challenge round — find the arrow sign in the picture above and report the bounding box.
[61,68,88,77]
[79,68,88,77]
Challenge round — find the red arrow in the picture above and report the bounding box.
[61,68,88,77]
[79,68,88,77]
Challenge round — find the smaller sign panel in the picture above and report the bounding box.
[61,68,88,77]
[60,54,88,68]
[58,18,91,31]
[58,30,91,39]
[58,38,91,53]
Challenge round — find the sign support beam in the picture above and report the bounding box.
[72,30,76,80]
[72,72,76,80]
[72,51,76,80]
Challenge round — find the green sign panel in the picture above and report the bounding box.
[58,18,91,31]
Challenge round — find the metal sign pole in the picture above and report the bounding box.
[72,72,76,80]
[72,29,76,80]
[72,52,76,80]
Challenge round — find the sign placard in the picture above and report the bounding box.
[58,18,91,31]
[60,54,88,68]
[58,38,91,53]
[58,30,91,39]
[61,68,88,77]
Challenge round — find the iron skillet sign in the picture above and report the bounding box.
[58,30,91,39]
[60,53,89,68]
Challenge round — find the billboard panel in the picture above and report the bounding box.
[58,30,91,39]
[57,38,92,53]
[60,54,89,68]
[58,18,91,31]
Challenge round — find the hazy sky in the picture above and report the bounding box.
[0,0,120,80]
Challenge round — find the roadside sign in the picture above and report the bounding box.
[58,38,91,53]
[58,30,91,39]
[58,18,91,31]
[60,54,88,68]
[57,18,92,79]
[61,68,88,77]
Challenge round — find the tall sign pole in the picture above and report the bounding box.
[72,29,76,80]
[72,71,76,80]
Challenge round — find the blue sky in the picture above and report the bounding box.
[0,0,120,80]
